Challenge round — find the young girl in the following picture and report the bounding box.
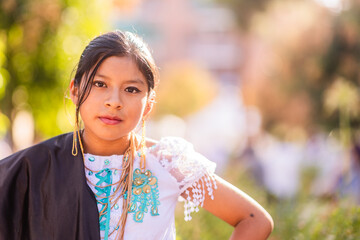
[0,30,273,240]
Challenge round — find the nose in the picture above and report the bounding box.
[104,91,122,110]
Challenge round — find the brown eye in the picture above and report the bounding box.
[125,87,140,93]
[93,81,106,88]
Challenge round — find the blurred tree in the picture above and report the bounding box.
[236,0,360,139]
[214,0,269,30]
[154,61,218,118]
[324,77,359,175]
[240,0,332,135]
[324,78,359,145]
[321,1,360,130]
[0,0,110,149]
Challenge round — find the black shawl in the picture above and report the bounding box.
[0,133,100,240]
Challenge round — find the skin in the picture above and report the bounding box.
[70,56,274,239]
[197,176,274,239]
[70,56,153,155]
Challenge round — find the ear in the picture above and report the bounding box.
[69,79,78,104]
[143,91,156,120]
[143,101,154,120]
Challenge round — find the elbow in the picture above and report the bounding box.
[252,209,274,238]
[261,211,274,237]
[265,213,274,235]
[231,211,274,240]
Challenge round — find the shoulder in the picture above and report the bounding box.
[146,136,190,146]
[147,137,217,200]
[145,137,158,148]
[147,137,215,171]
[146,136,194,156]
[0,133,72,167]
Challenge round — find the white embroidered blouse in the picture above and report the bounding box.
[84,137,217,240]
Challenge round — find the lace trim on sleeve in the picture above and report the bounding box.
[149,137,217,221]
[182,172,217,221]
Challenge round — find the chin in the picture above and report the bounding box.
[97,131,130,142]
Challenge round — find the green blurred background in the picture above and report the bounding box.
[1,0,360,239]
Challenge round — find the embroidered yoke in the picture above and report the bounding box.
[84,137,217,240]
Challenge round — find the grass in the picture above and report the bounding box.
[175,158,360,239]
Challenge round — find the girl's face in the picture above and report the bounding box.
[71,56,152,144]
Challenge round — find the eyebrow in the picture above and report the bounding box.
[124,79,146,85]
[95,73,146,85]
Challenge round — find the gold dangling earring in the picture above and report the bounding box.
[139,118,146,172]
[72,116,79,156]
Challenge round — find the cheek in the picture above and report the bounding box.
[81,90,102,108]
[130,97,148,117]
[135,100,147,115]
[78,97,96,120]
[78,105,90,123]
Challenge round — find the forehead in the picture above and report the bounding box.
[95,56,146,82]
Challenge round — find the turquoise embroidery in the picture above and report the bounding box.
[94,168,113,240]
[89,156,160,238]
[88,156,95,162]
[124,168,160,222]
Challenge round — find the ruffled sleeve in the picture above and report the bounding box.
[149,137,217,221]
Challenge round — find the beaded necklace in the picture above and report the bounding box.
[77,130,135,240]
[72,124,160,240]
[76,129,160,240]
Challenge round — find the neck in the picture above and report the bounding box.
[80,130,134,156]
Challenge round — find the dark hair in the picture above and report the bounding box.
[73,30,158,123]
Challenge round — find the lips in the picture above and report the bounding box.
[99,116,123,125]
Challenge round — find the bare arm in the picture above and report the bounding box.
[182,175,274,239]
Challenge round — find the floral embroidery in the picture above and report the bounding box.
[125,168,160,222]
[94,168,113,239]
